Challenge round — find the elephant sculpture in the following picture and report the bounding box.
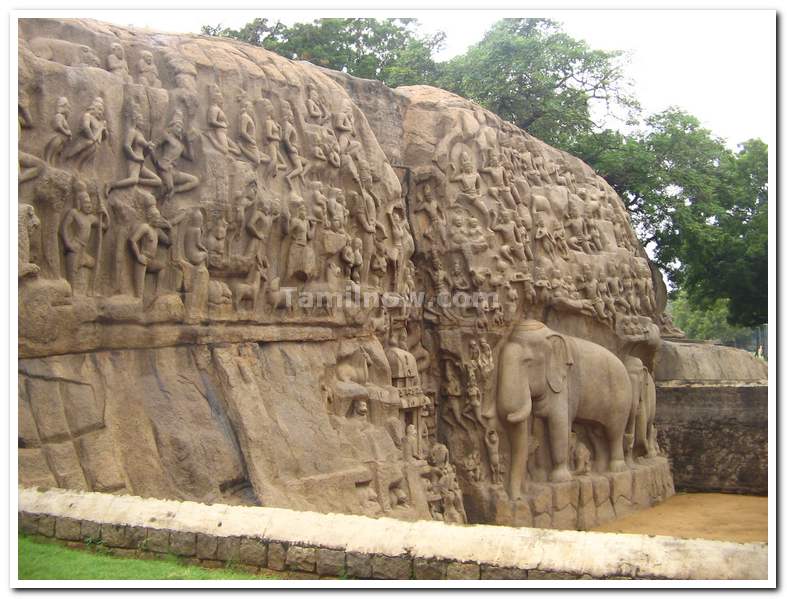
[495,320,632,499]
[624,356,659,461]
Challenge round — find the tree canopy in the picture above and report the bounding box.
[201,17,769,327]
[202,18,445,87]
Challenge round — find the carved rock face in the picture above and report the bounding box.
[17,18,674,529]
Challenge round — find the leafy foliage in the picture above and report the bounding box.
[202,18,444,87]
[570,111,768,326]
[436,19,639,149]
[668,289,752,345]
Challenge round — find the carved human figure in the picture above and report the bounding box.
[128,213,159,299]
[449,152,490,227]
[263,102,288,177]
[492,209,527,263]
[388,210,406,288]
[64,97,108,171]
[414,182,446,244]
[441,360,469,432]
[19,204,41,279]
[152,111,200,202]
[60,184,107,295]
[284,204,316,281]
[565,201,591,253]
[204,87,240,156]
[136,50,161,87]
[106,109,162,195]
[402,424,423,462]
[106,43,131,82]
[237,100,269,166]
[484,428,503,484]
[534,213,557,261]
[243,198,271,260]
[463,365,485,426]
[44,97,72,166]
[349,237,363,284]
[305,86,328,123]
[181,209,211,318]
[349,190,377,283]
[480,149,518,211]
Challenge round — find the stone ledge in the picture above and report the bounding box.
[18,486,767,580]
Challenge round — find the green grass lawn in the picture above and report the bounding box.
[18,534,278,580]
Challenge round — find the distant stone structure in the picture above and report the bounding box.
[18,18,678,529]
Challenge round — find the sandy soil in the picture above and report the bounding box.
[591,493,768,543]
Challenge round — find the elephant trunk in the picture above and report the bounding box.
[497,341,533,500]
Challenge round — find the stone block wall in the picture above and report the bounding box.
[656,383,768,495]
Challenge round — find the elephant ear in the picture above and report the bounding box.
[546,334,573,394]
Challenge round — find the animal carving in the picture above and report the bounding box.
[494,320,632,499]
[231,256,267,313]
[29,37,101,67]
[265,277,295,313]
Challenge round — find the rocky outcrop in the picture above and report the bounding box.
[655,340,767,383]
[19,18,675,528]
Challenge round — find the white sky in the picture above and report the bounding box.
[16,9,775,149]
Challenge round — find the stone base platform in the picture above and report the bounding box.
[17,485,766,581]
[464,457,675,530]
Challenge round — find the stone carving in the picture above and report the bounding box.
[64,97,108,171]
[60,180,107,295]
[106,108,161,195]
[136,50,161,87]
[17,18,674,531]
[496,320,631,498]
[19,204,41,279]
[44,97,72,166]
[106,43,132,82]
[152,111,199,202]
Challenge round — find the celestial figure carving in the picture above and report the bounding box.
[495,320,631,499]
[64,97,108,171]
[44,97,72,166]
[204,86,241,157]
[106,43,132,82]
[106,109,162,195]
[237,100,270,166]
[449,152,490,227]
[136,50,161,87]
[60,182,107,295]
[152,111,199,202]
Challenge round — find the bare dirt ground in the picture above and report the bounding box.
[592,492,768,543]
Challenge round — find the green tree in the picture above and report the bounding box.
[571,109,768,327]
[202,18,444,87]
[668,289,752,346]
[437,19,639,148]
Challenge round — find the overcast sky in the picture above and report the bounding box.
[40,9,774,149]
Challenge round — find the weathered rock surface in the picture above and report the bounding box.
[655,340,767,382]
[19,18,677,529]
